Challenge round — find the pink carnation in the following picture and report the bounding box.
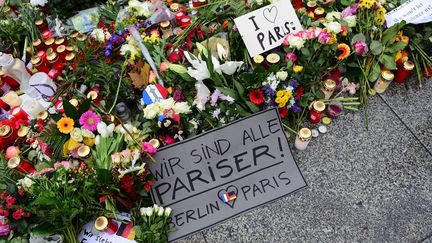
[353,41,367,55]
[142,142,157,156]
[318,31,331,44]
[32,168,55,176]
[54,161,72,170]
[79,110,100,132]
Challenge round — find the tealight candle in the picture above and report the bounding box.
[93,216,118,235]
[21,99,45,119]
[180,16,191,28]
[294,128,312,150]
[1,91,21,107]
[8,156,35,174]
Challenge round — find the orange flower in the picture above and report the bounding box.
[336,43,351,60]
[57,117,75,134]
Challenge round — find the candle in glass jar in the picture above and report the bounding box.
[1,91,21,107]
[314,7,325,20]
[394,61,414,84]
[93,216,118,235]
[170,3,180,12]
[10,106,29,120]
[308,100,326,124]
[0,125,13,139]
[32,39,45,52]
[327,100,344,118]
[31,56,50,73]
[56,45,67,61]
[295,128,312,150]
[180,16,191,28]
[374,70,394,93]
[35,18,48,32]
[8,156,35,174]
[175,11,186,24]
[47,52,64,72]
[21,99,45,119]
[55,37,67,47]
[192,0,200,8]
[322,79,336,99]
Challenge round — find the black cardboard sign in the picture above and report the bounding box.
[148,108,307,241]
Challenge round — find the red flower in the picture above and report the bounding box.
[23,212,31,218]
[144,180,155,192]
[119,175,137,197]
[249,89,264,106]
[295,86,304,100]
[0,209,9,217]
[168,51,181,63]
[0,191,6,200]
[291,0,303,9]
[36,119,45,131]
[279,107,289,118]
[12,209,23,221]
[5,196,16,207]
[17,188,24,197]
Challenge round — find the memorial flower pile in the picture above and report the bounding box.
[0,0,431,242]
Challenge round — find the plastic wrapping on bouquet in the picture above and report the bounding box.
[21,98,45,119]
[295,128,312,150]
[394,61,414,84]
[7,156,35,174]
[308,100,326,124]
[29,72,57,102]
[93,216,119,235]
[115,102,131,123]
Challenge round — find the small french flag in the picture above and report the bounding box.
[220,191,237,203]
[142,84,168,105]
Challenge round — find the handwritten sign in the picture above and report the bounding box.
[234,0,303,57]
[386,0,432,27]
[78,216,136,243]
[147,109,307,241]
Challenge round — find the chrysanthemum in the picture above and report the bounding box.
[79,110,100,132]
[57,117,75,134]
[336,43,351,60]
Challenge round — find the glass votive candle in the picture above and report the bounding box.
[327,100,344,119]
[8,156,35,174]
[294,128,312,150]
[1,91,22,107]
[21,99,45,119]
[93,216,118,235]
[180,16,191,28]
[10,106,29,120]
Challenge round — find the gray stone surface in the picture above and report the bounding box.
[179,96,432,243]
[379,78,432,153]
[177,232,206,243]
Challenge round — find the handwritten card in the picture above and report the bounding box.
[386,0,432,27]
[234,0,303,57]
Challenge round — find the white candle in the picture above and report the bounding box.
[1,91,21,107]
[294,128,312,151]
[21,98,45,119]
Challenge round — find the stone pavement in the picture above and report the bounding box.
[179,79,432,243]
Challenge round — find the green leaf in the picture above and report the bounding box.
[96,168,113,184]
[341,0,355,6]
[233,80,245,96]
[245,101,260,113]
[382,21,406,46]
[62,99,79,120]
[215,86,238,99]
[78,99,92,115]
[351,33,366,46]
[301,48,310,57]
[385,41,407,54]
[370,40,383,55]
[178,72,195,82]
[379,54,397,70]
[235,104,250,117]
[368,62,381,81]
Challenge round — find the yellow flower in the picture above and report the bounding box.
[359,0,376,9]
[276,90,285,97]
[63,138,80,157]
[401,36,409,45]
[83,137,95,147]
[275,97,283,104]
[375,7,386,25]
[336,43,351,60]
[293,65,304,73]
[283,91,292,100]
[328,34,337,45]
[57,117,75,134]
[278,102,286,108]
[395,31,403,41]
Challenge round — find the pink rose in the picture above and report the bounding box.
[353,41,367,55]
[318,31,331,44]
[142,142,157,156]
[5,146,20,160]
[160,62,170,72]
[285,52,298,62]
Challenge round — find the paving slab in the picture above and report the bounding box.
[379,78,432,153]
[177,232,206,243]
[195,96,432,243]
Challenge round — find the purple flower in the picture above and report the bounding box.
[269,100,278,107]
[353,41,367,55]
[318,31,331,44]
[341,3,359,18]
[210,89,222,106]
[289,80,298,88]
[263,85,275,96]
[79,110,100,132]
[291,104,301,113]
[173,89,185,102]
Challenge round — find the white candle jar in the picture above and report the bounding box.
[294,128,312,150]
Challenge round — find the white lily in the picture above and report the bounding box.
[218,61,244,75]
[194,81,210,111]
[97,122,115,138]
[217,43,228,61]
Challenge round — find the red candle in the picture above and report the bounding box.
[31,56,50,73]
[8,157,35,174]
[308,101,326,124]
[180,16,191,28]
[47,52,64,72]
[48,69,62,81]
[175,12,186,24]
[42,30,53,40]
[0,100,10,111]
[94,216,119,235]
[35,18,48,33]
[10,106,29,120]
[37,50,47,62]
[192,0,200,8]
[394,61,414,84]
[1,75,20,90]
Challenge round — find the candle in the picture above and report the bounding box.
[374,70,394,93]
[31,56,50,73]
[175,12,185,24]
[21,99,45,119]
[93,216,118,235]
[394,61,414,84]
[180,16,191,28]
[29,72,57,101]
[322,79,336,99]
[1,91,21,107]
[295,128,312,150]
[10,106,29,120]
[8,156,35,174]
[327,100,344,118]
[308,100,326,124]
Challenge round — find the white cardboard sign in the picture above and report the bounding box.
[386,0,432,27]
[234,0,303,57]
[77,216,136,243]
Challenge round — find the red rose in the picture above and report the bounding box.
[12,209,23,221]
[0,191,6,200]
[249,89,264,106]
[295,86,304,100]
[144,180,155,192]
[5,196,16,207]
[291,0,303,9]
[279,107,289,118]
[17,188,24,197]
[0,209,9,217]
[168,51,181,63]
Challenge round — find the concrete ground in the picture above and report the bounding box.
[178,78,432,243]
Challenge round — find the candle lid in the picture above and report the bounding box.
[69,99,78,107]
[307,1,317,8]
[94,216,109,231]
[37,111,48,120]
[381,70,394,81]
[18,126,29,137]
[313,100,326,112]
[314,7,325,15]
[77,145,90,158]
[45,38,55,46]
[0,125,11,137]
[46,48,54,55]
[55,38,65,45]
[30,56,43,66]
[403,61,414,71]
[322,117,332,124]
[35,18,44,26]
[87,91,98,100]
[253,55,264,64]
[298,128,312,141]
[181,16,191,22]
[33,39,42,47]
[76,34,87,41]
[160,20,171,29]
[199,0,206,2]
[46,52,58,62]
[149,138,160,148]
[323,79,336,91]
[170,3,179,11]
[7,157,20,169]
[65,53,76,61]
[66,45,76,52]
[266,53,280,64]
[56,45,66,53]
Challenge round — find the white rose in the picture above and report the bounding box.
[325,22,342,34]
[17,177,33,189]
[325,12,341,21]
[70,128,83,142]
[276,71,288,81]
[158,98,175,110]
[173,102,191,114]
[30,0,47,6]
[81,129,95,138]
[143,103,162,119]
[90,29,105,42]
[287,36,305,50]
[343,15,357,28]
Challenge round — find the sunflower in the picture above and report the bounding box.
[57,117,75,134]
[336,43,351,60]
[359,0,376,9]
[375,7,386,25]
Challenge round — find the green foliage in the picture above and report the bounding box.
[38,124,69,161]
